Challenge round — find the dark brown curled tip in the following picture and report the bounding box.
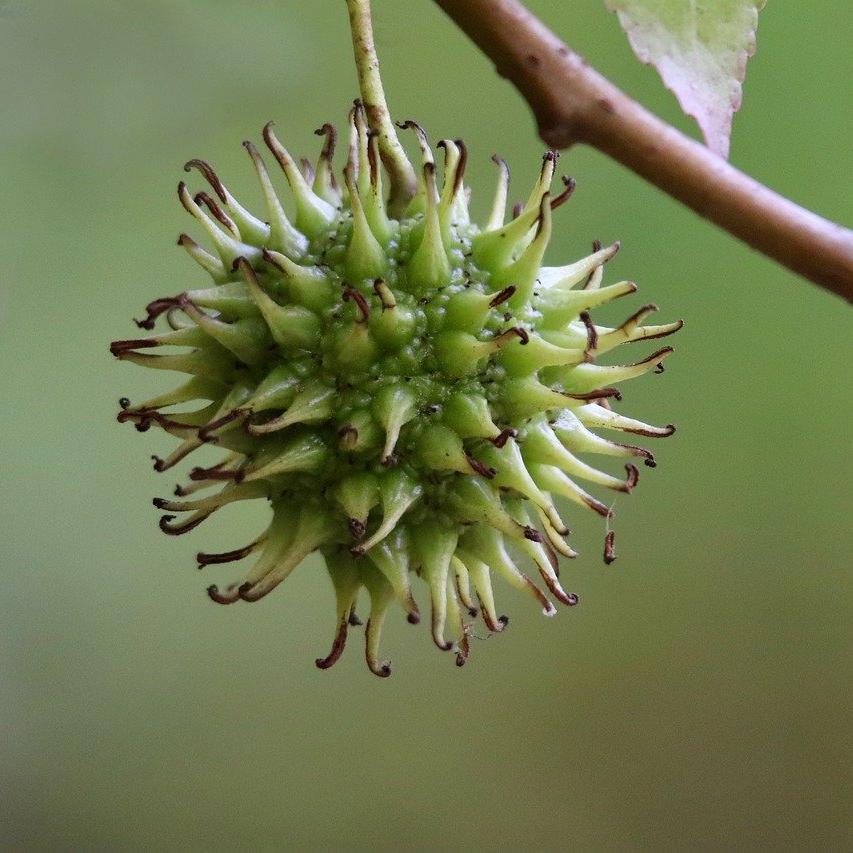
[604,530,616,564]
[314,122,337,161]
[511,326,529,345]
[490,428,517,448]
[194,191,233,231]
[368,660,392,678]
[315,618,349,670]
[567,387,622,402]
[118,397,131,410]
[523,526,544,543]
[348,607,363,627]
[342,287,370,323]
[453,138,468,195]
[489,286,516,308]
[159,513,208,536]
[133,296,183,331]
[511,201,523,219]
[579,311,598,352]
[110,338,158,357]
[207,584,242,605]
[197,542,256,566]
[623,464,639,492]
[184,158,228,202]
[550,175,576,210]
[406,612,421,625]
[466,455,496,479]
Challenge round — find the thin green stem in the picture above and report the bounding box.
[346,0,418,215]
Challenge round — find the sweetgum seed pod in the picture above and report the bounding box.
[111,4,681,676]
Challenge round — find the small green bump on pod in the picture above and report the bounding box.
[406,163,451,294]
[491,193,552,309]
[416,424,483,476]
[237,259,320,350]
[262,249,336,312]
[246,380,335,435]
[334,472,380,536]
[344,163,388,281]
[241,430,329,482]
[369,280,417,351]
[337,416,375,453]
[373,384,417,464]
[355,468,422,555]
[499,332,586,377]
[441,392,502,442]
[436,328,527,379]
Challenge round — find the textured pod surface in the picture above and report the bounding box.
[112,103,681,676]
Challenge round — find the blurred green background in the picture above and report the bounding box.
[1,0,851,849]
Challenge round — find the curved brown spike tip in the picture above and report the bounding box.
[643,455,657,468]
[541,571,578,608]
[466,455,497,480]
[159,513,208,536]
[197,542,256,567]
[568,387,623,403]
[579,311,598,353]
[314,122,337,157]
[118,397,131,410]
[550,175,576,210]
[511,201,523,219]
[174,484,188,497]
[623,463,640,492]
[583,494,611,518]
[348,518,366,539]
[406,612,421,625]
[453,138,468,195]
[152,497,170,510]
[207,584,242,605]
[342,287,370,323]
[151,455,166,472]
[110,338,158,357]
[194,191,233,231]
[489,286,516,308]
[315,618,349,670]
[512,326,529,345]
[184,158,227,202]
[368,659,392,678]
[479,601,508,633]
[133,296,183,331]
[348,607,363,627]
[490,428,517,449]
[592,239,603,253]
[604,530,616,565]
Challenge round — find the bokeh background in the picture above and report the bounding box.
[1,1,851,849]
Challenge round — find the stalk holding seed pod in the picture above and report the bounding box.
[112,0,681,676]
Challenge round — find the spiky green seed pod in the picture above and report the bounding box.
[112,17,681,676]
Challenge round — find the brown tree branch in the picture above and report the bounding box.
[432,0,853,302]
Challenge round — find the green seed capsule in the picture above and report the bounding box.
[112,68,680,677]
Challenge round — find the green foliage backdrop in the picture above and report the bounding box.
[1,0,851,848]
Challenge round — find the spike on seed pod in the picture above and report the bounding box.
[111,0,681,677]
